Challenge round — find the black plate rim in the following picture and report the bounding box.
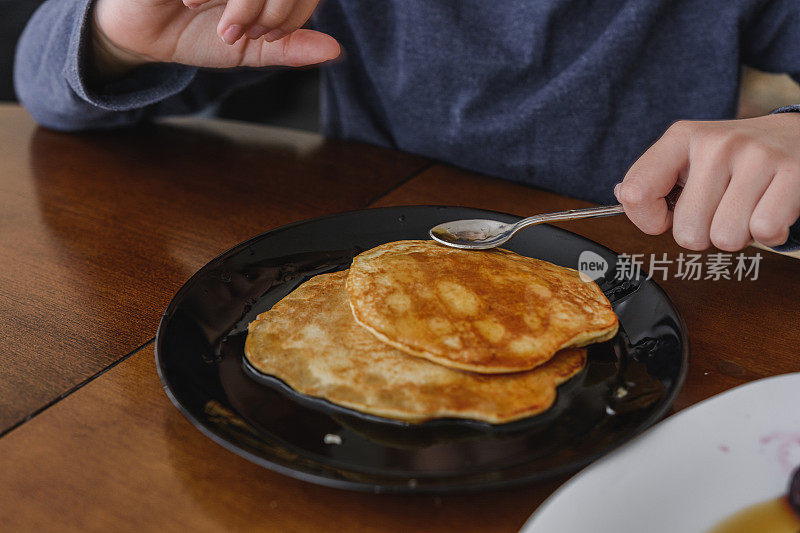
[154,205,690,494]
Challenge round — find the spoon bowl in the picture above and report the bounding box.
[429,219,514,249]
[430,205,626,250]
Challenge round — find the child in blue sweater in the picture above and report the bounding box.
[14,0,800,251]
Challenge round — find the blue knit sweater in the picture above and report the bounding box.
[13,0,800,249]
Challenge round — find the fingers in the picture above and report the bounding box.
[618,121,691,235]
[182,0,214,9]
[671,143,730,250]
[214,0,321,45]
[750,168,800,246]
[218,0,266,44]
[243,0,293,40]
[246,0,319,41]
[707,149,774,251]
[619,115,800,252]
[238,28,340,67]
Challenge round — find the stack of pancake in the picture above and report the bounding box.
[245,240,618,424]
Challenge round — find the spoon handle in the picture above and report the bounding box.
[514,204,625,232]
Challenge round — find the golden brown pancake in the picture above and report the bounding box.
[245,271,586,424]
[347,240,617,374]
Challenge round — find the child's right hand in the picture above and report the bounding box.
[90,0,340,79]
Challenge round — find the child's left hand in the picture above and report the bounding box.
[616,113,800,251]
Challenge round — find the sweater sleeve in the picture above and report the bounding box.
[13,0,269,131]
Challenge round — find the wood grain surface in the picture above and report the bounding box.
[0,344,565,533]
[0,104,428,434]
[3,103,800,532]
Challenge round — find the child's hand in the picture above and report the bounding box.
[616,113,800,251]
[91,0,339,79]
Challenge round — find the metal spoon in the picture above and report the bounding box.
[430,204,625,250]
[430,186,684,250]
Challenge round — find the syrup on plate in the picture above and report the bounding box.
[708,496,799,533]
[709,467,800,533]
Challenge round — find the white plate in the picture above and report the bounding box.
[522,372,800,533]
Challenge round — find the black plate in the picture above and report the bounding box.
[155,206,688,494]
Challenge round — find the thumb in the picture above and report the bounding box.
[618,122,690,235]
[239,29,341,67]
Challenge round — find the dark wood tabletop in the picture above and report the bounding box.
[1,102,798,532]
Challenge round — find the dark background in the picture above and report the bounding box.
[0,0,44,102]
[0,0,319,130]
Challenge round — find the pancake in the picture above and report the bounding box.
[347,240,617,374]
[244,271,586,424]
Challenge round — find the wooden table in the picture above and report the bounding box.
[1,103,798,532]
